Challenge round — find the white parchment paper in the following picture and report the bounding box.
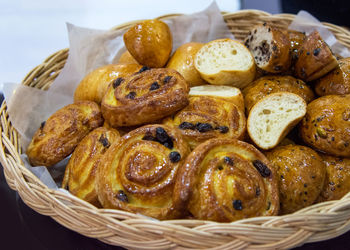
[3,1,234,190]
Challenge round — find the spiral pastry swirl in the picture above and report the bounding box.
[96,124,190,220]
[101,68,189,127]
[174,138,279,222]
[163,96,246,149]
[62,127,120,207]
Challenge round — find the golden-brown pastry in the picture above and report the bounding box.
[96,124,190,220]
[62,127,120,206]
[123,19,172,68]
[315,57,350,96]
[163,91,246,150]
[266,145,326,215]
[74,64,142,104]
[118,51,140,65]
[244,24,291,73]
[294,30,338,81]
[286,30,306,63]
[101,68,189,127]
[27,101,104,167]
[243,75,315,114]
[317,154,350,202]
[166,42,207,87]
[299,94,350,157]
[173,138,279,222]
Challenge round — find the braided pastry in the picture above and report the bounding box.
[96,124,190,220]
[101,68,189,127]
[174,138,279,222]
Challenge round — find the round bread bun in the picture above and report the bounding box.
[194,38,256,88]
[118,51,140,65]
[266,144,326,215]
[166,42,207,87]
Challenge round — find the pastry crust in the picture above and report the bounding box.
[266,145,326,214]
[101,68,189,127]
[317,154,350,202]
[96,124,190,220]
[62,127,120,207]
[294,30,338,81]
[123,19,172,67]
[243,75,314,114]
[173,138,279,222]
[27,101,104,167]
[166,42,207,87]
[299,94,350,157]
[118,51,140,65]
[74,64,142,104]
[315,57,350,96]
[163,95,246,150]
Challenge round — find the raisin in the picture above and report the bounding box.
[155,127,173,149]
[116,190,128,202]
[266,201,271,210]
[99,134,110,148]
[163,76,172,83]
[125,92,136,99]
[142,133,156,141]
[224,156,234,166]
[233,200,243,210]
[40,121,46,130]
[274,65,282,71]
[169,151,181,163]
[304,183,308,188]
[149,81,160,91]
[179,122,195,130]
[218,166,223,171]
[252,160,271,177]
[137,66,150,73]
[112,77,124,88]
[256,187,261,197]
[306,51,310,55]
[196,123,213,132]
[216,126,229,134]
[313,48,321,56]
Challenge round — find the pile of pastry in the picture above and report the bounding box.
[26,19,350,222]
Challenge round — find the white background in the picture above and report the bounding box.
[0,0,240,87]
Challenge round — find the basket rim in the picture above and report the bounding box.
[2,9,350,249]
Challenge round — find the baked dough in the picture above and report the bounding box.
[62,127,120,206]
[101,68,189,127]
[299,94,350,157]
[266,145,326,214]
[27,101,104,167]
[173,138,279,222]
[96,124,190,220]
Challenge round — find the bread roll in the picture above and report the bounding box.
[244,24,291,73]
[96,124,190,220]
[123,19,172,67]
[266,145,326,214]
[194,38,256,88]
[173,138,279,222]
[243,75,314,114]
[299,94,350,157]
[247,92,307,150]
[315,57,350,96]
[166,42,206,87]
[294,30,338,81]
[118,51,140,64]
[27,101,104,167]
[163,85,246,149]
[74,64,142,104]
[62,127,120,207]
[101,68,189,127]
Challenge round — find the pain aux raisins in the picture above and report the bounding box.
[169,151,181,163]
[252,160,271,177]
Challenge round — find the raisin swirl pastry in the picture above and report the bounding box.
[96,124,190,220]
[174,138,279,222]
[101,68,189,127]
[163,92,246,150]
[62,127,120,207]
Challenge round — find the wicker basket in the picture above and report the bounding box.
[1,9,350,249]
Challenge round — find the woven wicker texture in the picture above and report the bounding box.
[1,10,350,249]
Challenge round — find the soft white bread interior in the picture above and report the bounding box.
[247,92,306,150]
[189,85,244,112]
[194,39,256,88]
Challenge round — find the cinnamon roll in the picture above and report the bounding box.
[101,68,189,127]
[96,124,190,220]
[62,127,120,207]
[174,138,279,222]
